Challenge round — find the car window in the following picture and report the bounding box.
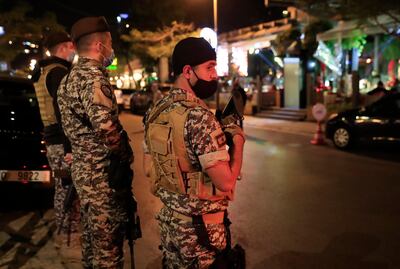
[0,80,42,131]
[371,103,394,117]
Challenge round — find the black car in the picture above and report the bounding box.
[129,89,153,115]
[0,76,53,188]
[326,93,400,149]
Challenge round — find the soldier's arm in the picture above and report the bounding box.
[188,109,244,192]
[205,135,244,192]
[47,67,73,154]
[46,67,68,98]
[82,76,121,152]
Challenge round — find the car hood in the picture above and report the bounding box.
[337,108,363,118]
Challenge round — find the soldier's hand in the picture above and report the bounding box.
[64,153,73,165]
[223,124,245,146]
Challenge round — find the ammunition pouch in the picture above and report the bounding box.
[194,211,246,269]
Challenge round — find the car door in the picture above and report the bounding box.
[390,94,400,139]
[357,96,394,140]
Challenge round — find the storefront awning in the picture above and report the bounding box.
[317,15,399,41]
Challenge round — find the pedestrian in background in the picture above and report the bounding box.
[390,78,400,93]
[143,37,245,268]
[57,17,134,269]
[31,31,81,260]
[150,81,163,105]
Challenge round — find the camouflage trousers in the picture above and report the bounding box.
[156,207,227,269]
[46,144,80,234]
[71,159,128,269]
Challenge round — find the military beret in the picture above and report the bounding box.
[71,16,110,42]
[172,37,216,76]
[43,31,71,49]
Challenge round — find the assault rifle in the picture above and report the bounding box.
[55,170,77,247]
[215,86,247,146]
[108,130,142,269]
[126,194,142,269]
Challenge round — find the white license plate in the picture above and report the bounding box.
[0,170,51,183]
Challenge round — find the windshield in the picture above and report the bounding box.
[0,80,43,132]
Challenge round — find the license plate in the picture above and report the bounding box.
[0,170,51,183]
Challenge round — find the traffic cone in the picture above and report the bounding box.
[310,121,326,145]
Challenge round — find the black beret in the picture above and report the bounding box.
[172,37,216,76]
[71,16,110,42]
[43,32,71,49]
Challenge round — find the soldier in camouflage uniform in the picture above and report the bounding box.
[57,17,133,269]
[31,32,81,250]
[143,37,245,268]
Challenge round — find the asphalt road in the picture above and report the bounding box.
[1,111,399,269]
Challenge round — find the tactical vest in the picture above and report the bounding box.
[145,93,230,201]
[33,63,67,127]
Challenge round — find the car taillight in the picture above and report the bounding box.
[42,164,49,169]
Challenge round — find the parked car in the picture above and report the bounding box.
[120,88,137,110]
[326,93,400,149]
[0,76,53,188]
[129,88,153,115]
[113,87,124,112]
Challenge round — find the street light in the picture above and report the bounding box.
[213,0,218,33]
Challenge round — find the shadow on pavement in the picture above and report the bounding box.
[252,232,396,269]
[0,184,54,212]
[344,141,400,163]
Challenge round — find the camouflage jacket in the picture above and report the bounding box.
[58,57,128,163]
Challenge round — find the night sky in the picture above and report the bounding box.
[22,0,285,33]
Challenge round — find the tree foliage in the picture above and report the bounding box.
[0,1,64,64]
[276,0,400,38]
[273,25,302,56]
[303,20,332,54]
[130,0,186,30]
[122,21,200,66]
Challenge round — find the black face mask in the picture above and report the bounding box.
[189,70,218,99]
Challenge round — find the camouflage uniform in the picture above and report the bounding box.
[58,57,132,269]
[46,144,80,233]
[144,88,231,268]
[32,57,81,237]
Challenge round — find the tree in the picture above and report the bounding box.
[303,20,332,55]
[0,1,64,69]
[130,0,186,31]
[270,0,400,38]
[122,21,200,80]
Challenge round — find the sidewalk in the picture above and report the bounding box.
[8,115,320,269]
[244,115,318,137]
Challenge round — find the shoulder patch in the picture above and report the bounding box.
[210,128,226,149]
[93,80,113,108]
[101,84,113,99]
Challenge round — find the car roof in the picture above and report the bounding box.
[372,92,400,104]
[0,75,32,84]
